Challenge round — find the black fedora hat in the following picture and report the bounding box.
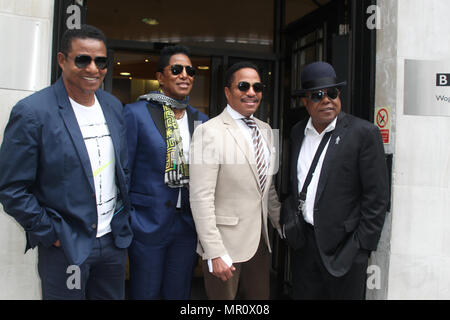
[294,61,347,96]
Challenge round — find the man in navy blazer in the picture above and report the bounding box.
[124,45,208,299]
[283,61,388,299]
[0,25,132,299]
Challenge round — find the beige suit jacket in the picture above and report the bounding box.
[189,108,281,263]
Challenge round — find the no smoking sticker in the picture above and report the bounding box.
[374,106,391,144]
[376,108,389,128]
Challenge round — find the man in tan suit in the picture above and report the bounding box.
[189,61,281,299]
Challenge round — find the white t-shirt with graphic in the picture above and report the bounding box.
[70,96,117,238]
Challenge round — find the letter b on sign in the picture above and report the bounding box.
[437,74,450,86]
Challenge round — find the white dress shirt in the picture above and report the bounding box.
[177,111,190,162]
[297,117,337,225]
[176,110,190,208]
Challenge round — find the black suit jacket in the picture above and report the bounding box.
[288,111,389,277]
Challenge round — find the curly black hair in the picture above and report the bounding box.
[157,45,192,73]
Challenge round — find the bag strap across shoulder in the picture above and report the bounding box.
[299,130,333,201]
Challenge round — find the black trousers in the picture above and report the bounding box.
[291,223,369,300]
[38,232,127,300]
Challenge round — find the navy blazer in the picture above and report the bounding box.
[123,98,208,244]
[0,78,133,265]
[288,112,389,276]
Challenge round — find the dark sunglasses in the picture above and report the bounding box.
[72,55,108,70]
[237,81,264,93]
[170,64,196,77]
[307,87,340,103]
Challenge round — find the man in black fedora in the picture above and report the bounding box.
[283,61,389,299]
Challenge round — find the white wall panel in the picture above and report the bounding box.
[0,0,54,300]
[0,14,50,91]
[380,0,450,300]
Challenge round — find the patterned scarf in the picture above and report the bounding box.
[139,91,189,188]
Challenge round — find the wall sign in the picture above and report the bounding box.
[404,59,450,117]
[374,106,391,144]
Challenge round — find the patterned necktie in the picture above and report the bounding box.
[242,117,267,192]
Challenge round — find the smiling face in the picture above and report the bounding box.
[224,67,262,117]
[301,87,341,133]
[157,53,194,100]
[57,37,107,106]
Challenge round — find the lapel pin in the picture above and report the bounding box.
[335,136,341,145]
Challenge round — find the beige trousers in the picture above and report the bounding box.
[202,236,270,300]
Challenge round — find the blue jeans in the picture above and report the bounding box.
[38,232,127,300]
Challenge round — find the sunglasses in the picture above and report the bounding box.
[306,87,340,103]
[170,64,196,77]
[237,81,265,93]
[71,55,108,70]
